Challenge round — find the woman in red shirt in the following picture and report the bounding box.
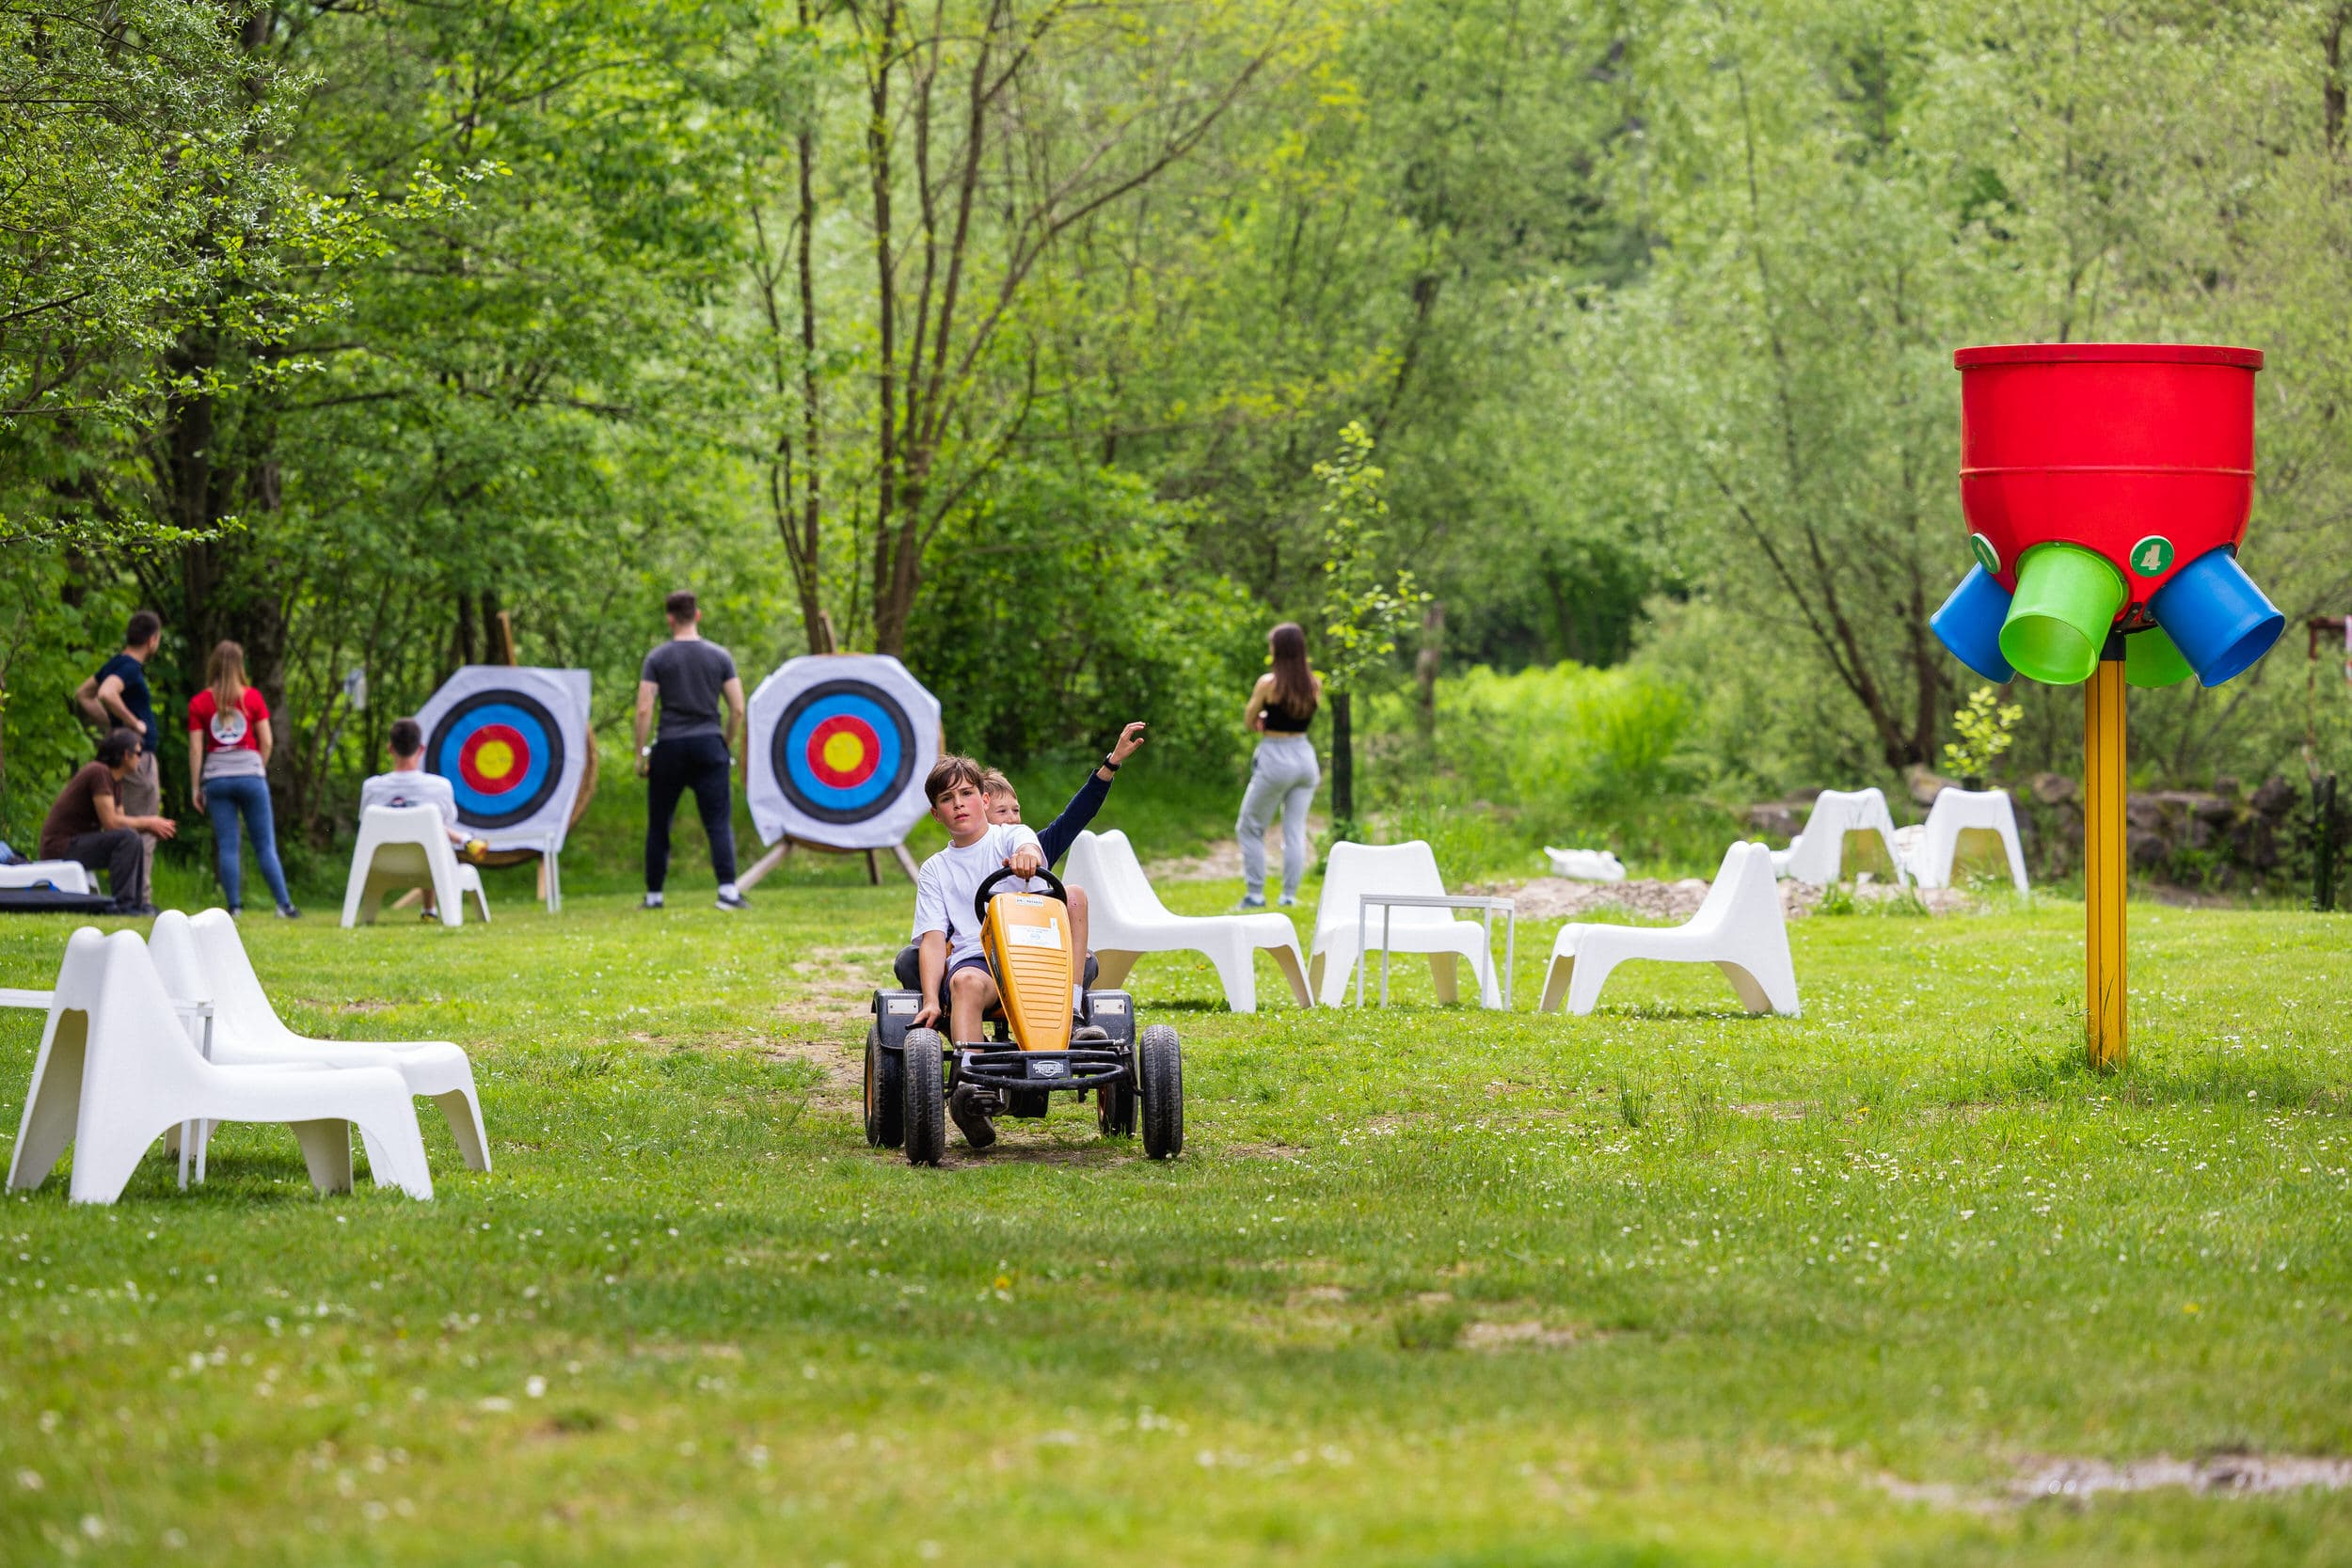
[186,641,297,916]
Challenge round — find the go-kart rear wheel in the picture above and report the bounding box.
[863,1025,904,1148]
[1097,1065,1136,1138]
[1137,1024,1184,1160]
[902,1029,946,1166]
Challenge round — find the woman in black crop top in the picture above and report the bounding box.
[1236,623,1323,907]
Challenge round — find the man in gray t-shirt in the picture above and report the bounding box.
[634,590,749,911]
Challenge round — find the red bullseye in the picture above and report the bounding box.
[459,723,531,794]
[807,714,881,788]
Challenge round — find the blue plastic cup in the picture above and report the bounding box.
[1930,565,2017,684]
[2148,546,2285,689]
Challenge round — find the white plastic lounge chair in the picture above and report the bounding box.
[1543,847,1627,883]
[149,910,490,1173]
[1538,841,1799,1017]
[1896,788,2029,893]
[8,927,432,1203]
[0,861,94,895]
[1308,841,1502,1008]
[1063,830,1311,1013]
[342,805,489,928]
[1768,788,1909,886]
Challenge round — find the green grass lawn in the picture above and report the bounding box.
[2,874,2348,1565]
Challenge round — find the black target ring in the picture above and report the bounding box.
[771,678,918,827]
[426,689,567,831]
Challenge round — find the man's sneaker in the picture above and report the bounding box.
[641,894,665,911]
[947,1084,998,1150]
[716,890,750,911]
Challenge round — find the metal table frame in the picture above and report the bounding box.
[1355,893,1516,1009]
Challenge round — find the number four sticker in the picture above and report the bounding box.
[2130,535,2175,578]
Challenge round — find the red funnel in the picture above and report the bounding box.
[1954,343,2262,614]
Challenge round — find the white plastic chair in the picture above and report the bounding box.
[1768,788,1910,886]
[7,927,432,1203]
[0,862,94,895]
[342,805,488,928]
[1543,847,1627,883]
[1063,830,1311,1012]
[149,910,490,1172]
[1308,841,1502,1008]
[1538,841,1799,1017]
[1896,787,2028,892]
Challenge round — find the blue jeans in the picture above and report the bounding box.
[204,773,292,911]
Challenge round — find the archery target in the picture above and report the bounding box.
[428,690,564,829]
[413,667,594,851]
[748,655,939,850]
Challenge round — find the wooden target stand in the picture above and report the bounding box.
[392,611,591,912]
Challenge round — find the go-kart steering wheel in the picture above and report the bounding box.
[974,863,1067,926]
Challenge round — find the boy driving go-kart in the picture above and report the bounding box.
[865,752,1182,1164]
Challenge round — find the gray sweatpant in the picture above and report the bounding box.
[1237,734,1318,901]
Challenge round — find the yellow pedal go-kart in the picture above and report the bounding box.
[865,867,1184,1165]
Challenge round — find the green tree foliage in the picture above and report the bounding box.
[1311,420,1424,824]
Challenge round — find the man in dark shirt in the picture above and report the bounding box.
[73,611,165,895]
[40,730,179,913]
[634,590,750,911]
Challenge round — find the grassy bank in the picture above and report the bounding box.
[2,881,2348,1564]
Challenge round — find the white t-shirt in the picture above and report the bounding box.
[360,770,461,835]
[912,823,1044,968]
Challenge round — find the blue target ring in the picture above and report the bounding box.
[774,680,915,826]
[426,690,565,829]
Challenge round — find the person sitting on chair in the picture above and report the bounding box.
[358,718,486,918]
[39,729,177,914]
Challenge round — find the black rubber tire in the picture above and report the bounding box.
[902,1029,946,1166]
[863,1025,904,1148]
[1097,1063,1136,1138]
[1137,1024,1184,1160]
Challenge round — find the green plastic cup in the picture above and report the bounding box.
[2122,625,2193,689]
[1999,544,2125,685]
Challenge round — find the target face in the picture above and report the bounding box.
[772,680,915,825]
[427,690,566,830]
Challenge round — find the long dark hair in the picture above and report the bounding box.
[1267,622,1316,719]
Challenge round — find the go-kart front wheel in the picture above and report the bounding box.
[1138,1024,1184,1160]
[901,1029,946,1166]
[864,1025,904,1148]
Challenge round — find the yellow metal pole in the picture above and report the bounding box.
[2083,656,2128,1069]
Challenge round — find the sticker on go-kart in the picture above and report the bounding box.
[886,998,917,1014]
[1008,923,1063,949]
[413,666,593,850]
[745,654,941,851]
[1089,997,1128,1015]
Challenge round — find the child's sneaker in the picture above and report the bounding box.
[947,1084,998,1150]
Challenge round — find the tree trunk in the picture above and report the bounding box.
[1414,599,1445,738]
[1330,690,1354,825]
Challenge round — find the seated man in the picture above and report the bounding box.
[358,717,485,917]
[40,729,177,914]
[891,721,1147,1004]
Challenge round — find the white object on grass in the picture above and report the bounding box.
[342,805,490,928]
[1898,787,2029,893]
[0,861,94,895]
[1542,847,1627,883]
[150,909,490,1174]
[1063,829,1311,1013]
[1538,841,1799,1017]
[7,927,432,1203]
[1307,840,1502,1008]
[1767,788,1910,886]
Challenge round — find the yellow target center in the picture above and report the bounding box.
[822,731,867,773]
[475,739,516,779]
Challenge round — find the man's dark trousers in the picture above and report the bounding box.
[645,734,737,891]
[64,829,146,911]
